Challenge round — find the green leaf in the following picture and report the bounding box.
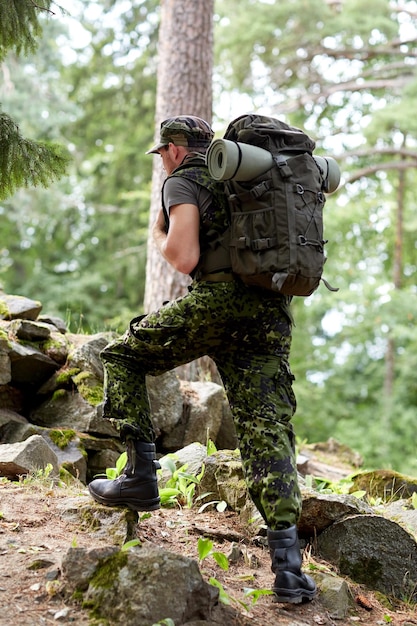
[159,487,182,498]
[198,537,213,561]
[159,456,177,475]
[243,587,274,604]
[121,539,141,551]
[212,551,229,571]
[350,490,366,500]
[116,452,127,475]
[208,577,231,605]
[176,471,200,484]
[206,439,217,456]
[412,493,417,510]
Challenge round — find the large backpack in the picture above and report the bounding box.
[214,114,338,296]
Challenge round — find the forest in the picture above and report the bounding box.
[1,0,416,475]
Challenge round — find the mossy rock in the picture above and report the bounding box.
[71,371,103,406]
[350,469,417,501]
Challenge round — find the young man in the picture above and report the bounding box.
[88,115,316,604]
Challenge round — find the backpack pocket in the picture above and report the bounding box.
[229,206,279,276]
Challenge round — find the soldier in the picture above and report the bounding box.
[88,115,316,604]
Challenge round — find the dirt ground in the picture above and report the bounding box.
[1,479,417,626]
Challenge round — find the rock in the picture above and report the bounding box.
[198,449,250,514]
[87,448,123,482]
[350,469,417,501]
[147,371,183,438]
[61,546,119,592]
[62,544,220,625]
[8,341,59,385]
[160,442,208,479]
[40,429,87,483]
[41,331,70,365]
[0,331,11,385]
[38,315,68,333]
[0,383,24,412]
[0,408,29,442]
[382,498,417,536]
[215,402,238,451]
[0,434,59,479]
[0,293,42,320]
[30,392,118,437]
[316,573,353,619]
[67,332,115,380]
[163,380,224,449]
[9,319,51,341]
[298,489,374,537]
[317,513,417,601]
[58,498,138,546]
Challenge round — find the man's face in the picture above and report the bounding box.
[158,143,178,175]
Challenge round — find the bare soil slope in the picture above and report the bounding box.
[0,480,416,626]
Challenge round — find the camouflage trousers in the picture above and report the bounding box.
[100,278,302,528]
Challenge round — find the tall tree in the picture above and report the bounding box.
[144,0,214,312]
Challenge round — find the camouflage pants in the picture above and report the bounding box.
[100,279,302,528]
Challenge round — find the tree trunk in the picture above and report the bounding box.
[383,138,406,399]
[144,0,214,313]
[143,0,216,382]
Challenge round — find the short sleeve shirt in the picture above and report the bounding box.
[162,176,212,218]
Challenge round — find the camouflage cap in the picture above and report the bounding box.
[146,115,214,154]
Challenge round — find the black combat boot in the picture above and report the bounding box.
[267,525,317,604]
[88,437,161,512]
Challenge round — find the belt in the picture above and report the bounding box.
[198,271,235,283]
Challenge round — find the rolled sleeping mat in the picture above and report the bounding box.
[206,138,340,193]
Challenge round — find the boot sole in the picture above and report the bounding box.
[272,588,316,604]
[88,486,160,512]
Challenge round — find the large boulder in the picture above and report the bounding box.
[62,545,221,626]
[318,513,417,601]
[0,434,59,479]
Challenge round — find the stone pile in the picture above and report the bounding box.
[0,290,237,483]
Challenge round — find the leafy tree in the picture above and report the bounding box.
[214,0,417,473]
[1,2,159,331]
[0,0,68,200]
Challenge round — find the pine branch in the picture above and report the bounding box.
[0,113,70,200]
[0,0,53,62]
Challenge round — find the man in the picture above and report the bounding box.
[88,115,316,604]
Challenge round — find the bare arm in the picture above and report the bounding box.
[152,203,200,275]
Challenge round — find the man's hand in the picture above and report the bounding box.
[152,204,200,275]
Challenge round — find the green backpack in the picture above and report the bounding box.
[208,114,339,296]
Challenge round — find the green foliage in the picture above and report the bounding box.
[49,429,76,449]
[243,587,274,604]
[21,462,55,487]
[121,538,141,551]
[208,576,251,611]
[307,474,366,500]
[158,455,205,509]
[0,1,69,201]
[197,537,229,571]
[0,0,51,61]
[105,452,127,480]
[0,112,69,200]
